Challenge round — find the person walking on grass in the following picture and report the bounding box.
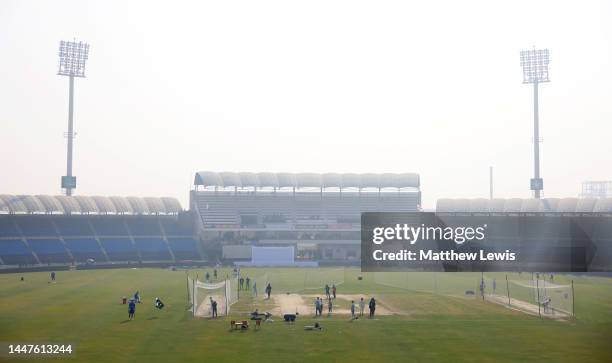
[369,297,376,318]
[128,299,136,320]
[359,297,365,317]
[213,268,218,281]
[325,284,330,299]
[246,276,251,291]
[266,283,272,299]
[350,300,356,319]
[253,281,258,297]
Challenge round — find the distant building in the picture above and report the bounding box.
[580,181,612,198]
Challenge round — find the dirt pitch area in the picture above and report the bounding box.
[195,294,226,318]
[486,294,571,320]
[270,293,395,316]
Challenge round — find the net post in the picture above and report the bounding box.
[506,274,511,306]
[572,280,576,318]
[481,272,485,301]
[536,277,541,318]
[186,271,189,308]
[192,275,196,317]
[225,278,229,316]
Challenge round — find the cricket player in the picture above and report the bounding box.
[210,297,218,318]
[128,299,136,320]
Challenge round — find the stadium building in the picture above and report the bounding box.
[0,195,199,268]
[191,171,421,264]
[0,172,421,268]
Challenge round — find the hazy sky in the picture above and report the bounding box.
[1,0,611,209]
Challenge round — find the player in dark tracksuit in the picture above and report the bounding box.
[369,298,376,318]
[266,283,272,299]
[128,300,136,320]
[211,298,218,318]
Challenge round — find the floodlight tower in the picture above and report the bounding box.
[520,48,549,199]
[57,39,90,196]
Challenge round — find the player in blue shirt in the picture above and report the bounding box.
[128,299,136,320]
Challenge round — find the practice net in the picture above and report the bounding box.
[373,271,573,318]
[483,273,573,318]
[187,275,239,317]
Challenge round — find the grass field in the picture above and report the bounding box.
[1,268,611,362]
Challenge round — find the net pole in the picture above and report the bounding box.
[192,274,197,317]
[506,274,510,306]
[571,280,575,318]
[225,278,229,316]
[536,277,541,318]
[481,272,485,301]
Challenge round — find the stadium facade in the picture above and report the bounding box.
[0,195,199,267]
[191,171,421,263]
[3,173,612,270]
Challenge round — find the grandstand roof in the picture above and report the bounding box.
[0,195,182,215]
[194,171,420,189]
[436,198,612,213]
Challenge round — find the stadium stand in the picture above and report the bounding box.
[100,238,139,261]
[167,238,200,260]
[0,195,201,267]
[436,198,612,214]
[0,239,35,265]
[64,238,106,262]
[435,198,612,271]
[192,171,421,263]
[193,171,421,228]
[134,238,172,261]
[27,239,70,264]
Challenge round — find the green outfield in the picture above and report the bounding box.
[1,268,611,362]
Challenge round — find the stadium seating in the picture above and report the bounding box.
[168,237,200,260]
[64,238,106,262]
[90,217,129,236]
[0,195,200,266]
[134,238,172,261]
[194,190,420,228]
[126,217,162,236]
[0,239,35,265]
[436,198,612,214]
[100,238,139,262]
[0,217,19,237]
[54,216,94,236]
[15,217,57,237]
[27,239,70,263]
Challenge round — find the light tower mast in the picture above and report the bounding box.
[57,39,90,196]
[520,48,550,199]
